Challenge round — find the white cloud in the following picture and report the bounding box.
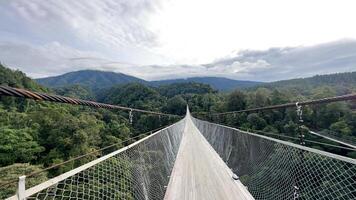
[212,60,271,74]
[1,40,356,81]
[151,0,356,64]
[9,0,159,47]
[0,41,122,77]
[1,0,169,66]
[1,1,356,81]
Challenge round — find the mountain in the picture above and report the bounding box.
[151,77,262,91]
[267,71,356,87]
[36,70,261,91]
[258,71,356,95]
[36,69,356,94]
[36,70,147,91]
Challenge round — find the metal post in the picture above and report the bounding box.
[17,175,26,200]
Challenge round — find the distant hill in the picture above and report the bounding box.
[0,64,45,92]
[36,70,147,91]
[151,77,261,91]
[268,71,356,87]
[258,71,356,94]
[36,70,261,91]
[36,69,356,94]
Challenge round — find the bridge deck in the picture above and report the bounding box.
[164,114,254,200]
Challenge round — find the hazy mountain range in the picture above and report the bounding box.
[36,70,262,91]
[36,69,356,93]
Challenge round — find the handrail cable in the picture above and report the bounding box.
[203,93,356,116]
[309,130,356,148]
[237,127,356,151]
[0,124,171,188]
[0,85,180,117]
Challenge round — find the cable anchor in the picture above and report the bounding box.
[293,185,299,200]
[296,102,303,123]
[129,109,133,124]
[296,102,305,145]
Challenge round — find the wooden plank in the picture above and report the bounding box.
[164,115,254,200]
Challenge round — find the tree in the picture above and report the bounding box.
[330,120,352,136]
[248,88,271,108]
[0,127,44,166]
[270,90,289,105]
[226,90,246,111]
[102,83,163,110]
[54,85,94,100]
[158,82,215,98]
[247,113,267,130]
[0,163,47,199]
[163,96,187,115]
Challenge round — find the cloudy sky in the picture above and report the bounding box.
[0,0,356,81]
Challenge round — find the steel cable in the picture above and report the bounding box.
[0,85,180,117]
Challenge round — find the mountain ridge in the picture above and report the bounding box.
[150,77,261,91]
[36,69,356,93]
[36,70,261,91]
[36,70,147,91]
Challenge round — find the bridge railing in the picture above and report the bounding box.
[7,118,186,200]
[309,130,356,148]
[191,117,356,200]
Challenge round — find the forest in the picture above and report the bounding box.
[0,64,355,198]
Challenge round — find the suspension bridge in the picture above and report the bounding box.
[0,86,356,200]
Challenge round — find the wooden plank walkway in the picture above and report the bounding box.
[164,113,254,200]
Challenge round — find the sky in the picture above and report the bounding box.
[0,0,356,81]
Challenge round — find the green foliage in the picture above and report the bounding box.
[247,88,271,108]
[226,90,246,111]
[151,77,261,91]
[260,71,356,94]
[0,67,181,198]
[102,83,163,110]
[191,81,356,159]
[247,113,267,130]
[0,163,47,199]
[0,127,44,166]
[0,64,45,91]
[158,82,216,98]
[262,125,279,133]
[1,64,356,198]
[163,96,187,115]
[54,84,95,100]
[330,120,352,135]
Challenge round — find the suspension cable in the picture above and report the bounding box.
[309,130,356,149]
[238,128,356,151]
[208,93,356,116]
[0,124,171,188]
[0,85,180,117]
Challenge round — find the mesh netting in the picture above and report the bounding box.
[191,117,356,200]
[26,119,186,200]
